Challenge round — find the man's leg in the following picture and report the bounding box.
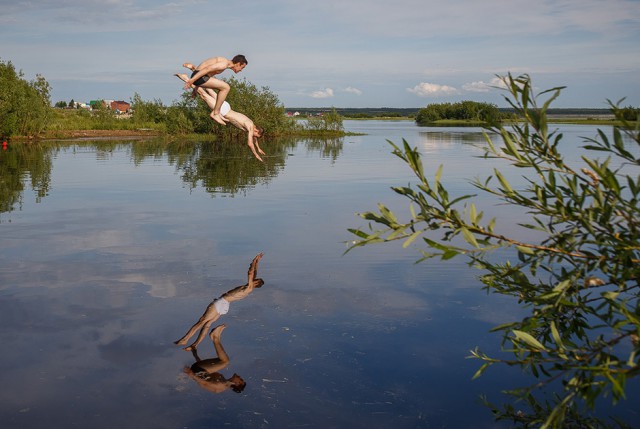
[174,302,220,345]
[209,324,230,364]
[176,74,224,119]
[200,88,219,112]
[200,78,230,125]
[184,315,220,351]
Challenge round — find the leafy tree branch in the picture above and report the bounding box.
[348,73,639,428]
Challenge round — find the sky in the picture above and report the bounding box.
[1,0,639,108]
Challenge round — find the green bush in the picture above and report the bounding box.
[0,59,52,137]
[131,93,167,124]
[615,105,639,122]
[169,76,297,138]
[416,100,502,125]
[165,106,194,135]
[304,108,344,134]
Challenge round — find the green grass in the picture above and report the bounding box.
[46,108,165,132]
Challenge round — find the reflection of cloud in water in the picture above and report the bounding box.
[0,208,224,299]
[119,273,178,298]
[267,286,430,320]
[99,337,167,366]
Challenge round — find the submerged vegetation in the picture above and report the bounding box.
[349,74,639,428]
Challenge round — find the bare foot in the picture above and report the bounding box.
[174,338,187,345]
[209,324,227,340]
[183,345,195,351]
[183,62,195,71]
[210,112,228,126]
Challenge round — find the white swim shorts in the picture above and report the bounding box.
[213,297,230,315]
[220,101,231,117]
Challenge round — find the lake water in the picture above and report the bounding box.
[0,121,637,428]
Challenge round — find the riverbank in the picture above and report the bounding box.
[41,128,163,139]
[6,116,631,142]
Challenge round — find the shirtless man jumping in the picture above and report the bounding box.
[182,55,248,126]
[176,71,266,161]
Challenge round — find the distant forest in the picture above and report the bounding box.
[287,107,614,118]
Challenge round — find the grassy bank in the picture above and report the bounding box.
[10,108,632,142]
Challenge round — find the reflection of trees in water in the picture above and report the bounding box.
[301,137,344,162]
[130,138,294,195]
[0,135,345,217]
[131,137,344,193]
[0,143,53,221]
[419,130,485,144]
[417,129,499,153]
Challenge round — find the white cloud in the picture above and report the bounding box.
[462,81,491,93]
[344,86,362,96]
[310,88,334,98]
[462,77,507,92]
[407,82,458,97]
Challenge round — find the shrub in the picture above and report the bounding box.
[416,100,502,125]
[0,59,52,137]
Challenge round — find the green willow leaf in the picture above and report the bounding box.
[402,230,422,248]
[512,330,548,352]
[516,245,535,255]
[461,227,479,248]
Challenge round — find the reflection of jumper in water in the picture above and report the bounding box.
[183,324,246,394]
[174,253,264,351]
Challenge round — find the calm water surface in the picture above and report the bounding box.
[0,121,637,428]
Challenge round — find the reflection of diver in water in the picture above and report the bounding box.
[175,253,265,351]
[183,324,246,394]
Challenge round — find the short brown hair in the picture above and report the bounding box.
[232,54,247,65]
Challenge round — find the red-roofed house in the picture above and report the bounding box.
[110,100,131,113]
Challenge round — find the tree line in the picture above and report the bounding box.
[0,60,343,139]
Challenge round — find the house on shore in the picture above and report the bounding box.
[110,100,131,114]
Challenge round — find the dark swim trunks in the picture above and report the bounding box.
[191,362,207,374]
[191,69,210,86]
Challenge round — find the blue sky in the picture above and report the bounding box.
[1,0,639,108]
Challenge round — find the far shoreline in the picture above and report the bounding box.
[5,115,629,142]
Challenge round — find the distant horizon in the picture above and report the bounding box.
[282,106,614,112]
[53,101,615,112]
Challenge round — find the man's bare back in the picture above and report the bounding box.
[195,57,230,75]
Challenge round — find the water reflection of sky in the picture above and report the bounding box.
[0,121,637,428]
